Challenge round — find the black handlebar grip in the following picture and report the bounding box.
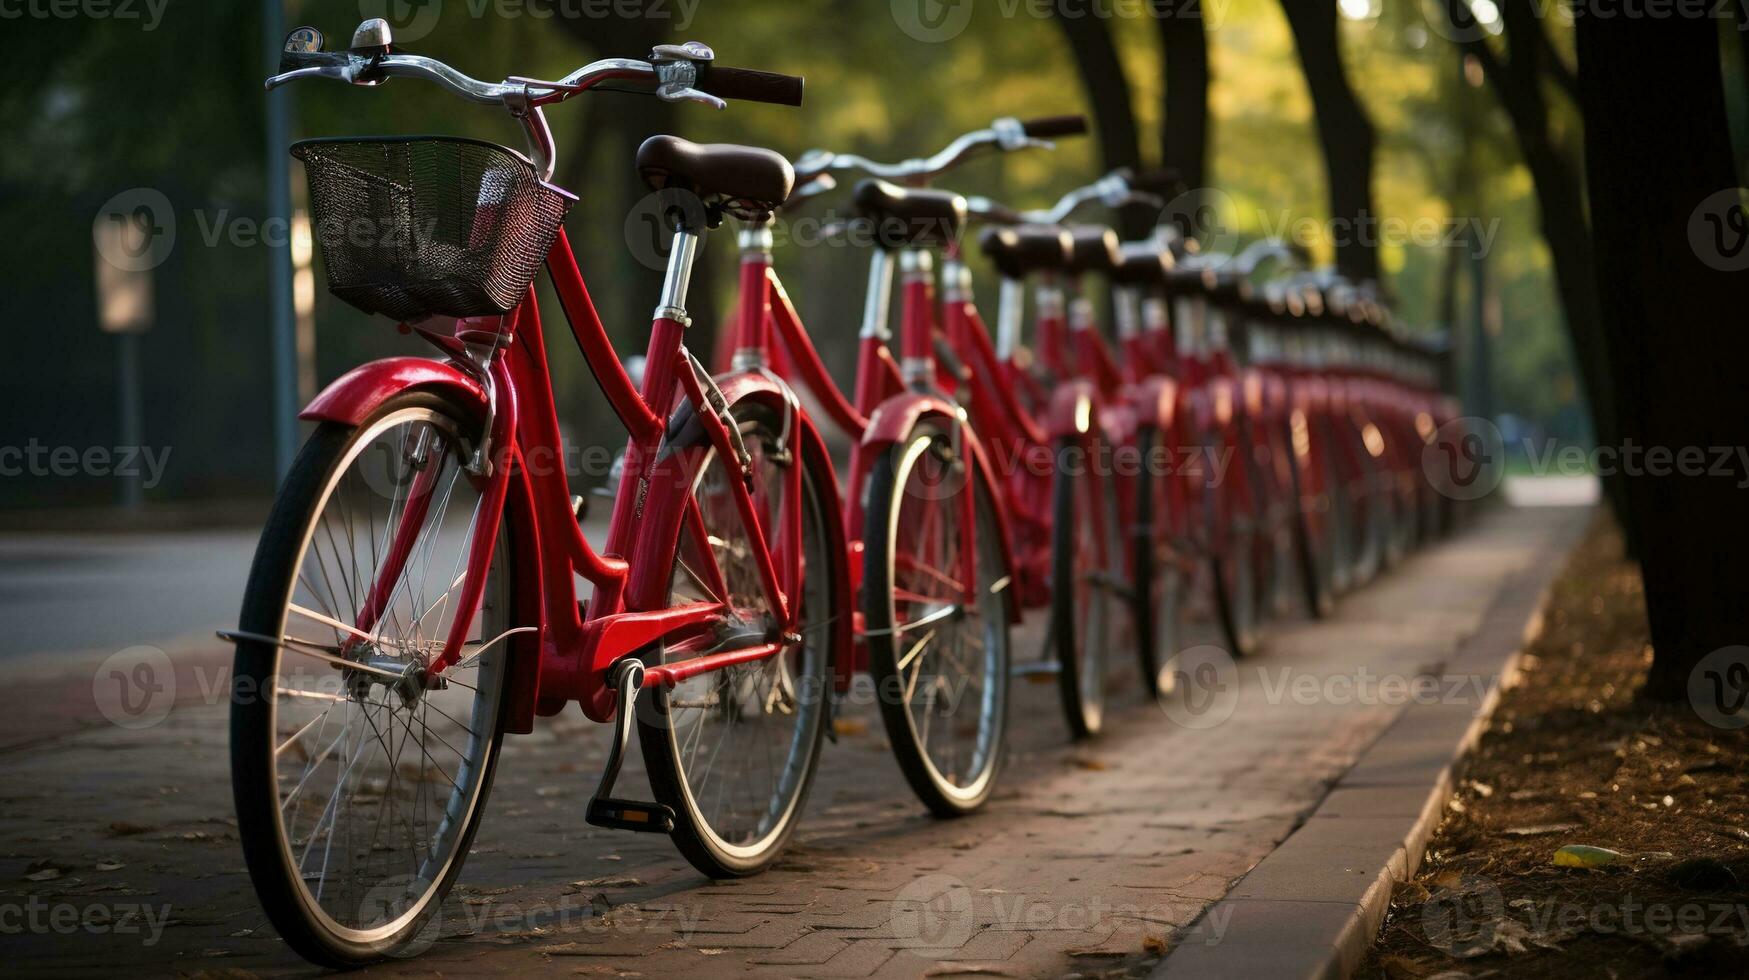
[1128,166,1185,196]
[697,65,804,107]
[1020,115,1088,139]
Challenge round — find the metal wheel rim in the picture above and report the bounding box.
[264,406,507,945]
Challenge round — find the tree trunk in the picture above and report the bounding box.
[1277,1,1379,284]
[1153,2,1209,188]
[1152,2,1210,236]
[1053,2,1147,239]
[1442,0,1631,536]
[1574,17,1749,700]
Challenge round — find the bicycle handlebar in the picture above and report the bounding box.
[795,114,1087,185]
[266,26,803,111]
[961,170,1164,228]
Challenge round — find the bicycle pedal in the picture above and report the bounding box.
[587,796,676,834]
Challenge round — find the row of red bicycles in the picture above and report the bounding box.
[227,22,1463,964]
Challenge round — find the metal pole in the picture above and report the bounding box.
[265,0,298,479]
[117,332,144,510]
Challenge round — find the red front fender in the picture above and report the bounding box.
[301,357,487,426]
[859,391,1021,626]
[1126,375,1180,433]
[1045,379,1099,440]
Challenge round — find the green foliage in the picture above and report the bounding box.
[0,0,1589,507]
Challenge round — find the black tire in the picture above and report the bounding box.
[1320,414,1357,595]
[1050,437,1119,738]
[1207,473,1261,659]
[1131,427,1184,698]
[1284,415,1336,619]
[232,392,514,967]
[638,398,838,877]
[863,422,1012,817]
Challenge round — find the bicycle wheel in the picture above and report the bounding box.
[864,422,1012,816]
[1319,413,1357,595]
[639,399,837,877]
[1208,455,1261,659]
[1051,436,1119,738]
[1285,414,1337,619]
[1131,426,1184,699]
[232,393,514,966]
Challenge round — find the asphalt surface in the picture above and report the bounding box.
[0,495,1588,977]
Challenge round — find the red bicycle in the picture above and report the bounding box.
[704,117,1087,813]
[227,21,852,965]
[961,183,1190,719]
[772,118,1123,746]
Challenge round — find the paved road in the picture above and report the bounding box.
[0,530,259,663]
[0,501,1590,977]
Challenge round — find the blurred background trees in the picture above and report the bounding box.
[3,0,1741,514]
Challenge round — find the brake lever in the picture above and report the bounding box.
[265,62,356,91]
[650,41,725,109]
[657,86,726,110]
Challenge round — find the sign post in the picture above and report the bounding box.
[93,214,155,511]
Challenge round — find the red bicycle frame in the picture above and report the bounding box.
[937,244,1109,611]
[301,225,852,730]
[730,230,1014,673]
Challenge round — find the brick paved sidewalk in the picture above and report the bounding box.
[0,503,1586,978]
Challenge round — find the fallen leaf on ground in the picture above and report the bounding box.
[1553,844,1627,868]
[1501,823,1578,837]
[24,859,70,881]
[832,718,868,737]
[566,876,644,892]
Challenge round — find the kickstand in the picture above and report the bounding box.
[585,658,677,834]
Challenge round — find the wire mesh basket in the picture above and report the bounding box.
[292,136,575,322]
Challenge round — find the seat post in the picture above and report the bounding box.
[995,277,1025,361]
[637,212,703,409]
[655,222,700,325]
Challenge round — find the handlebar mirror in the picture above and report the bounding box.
[283,26,323,54]
[351,17,392,54]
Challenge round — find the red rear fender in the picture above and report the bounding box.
[301,357,487,426]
